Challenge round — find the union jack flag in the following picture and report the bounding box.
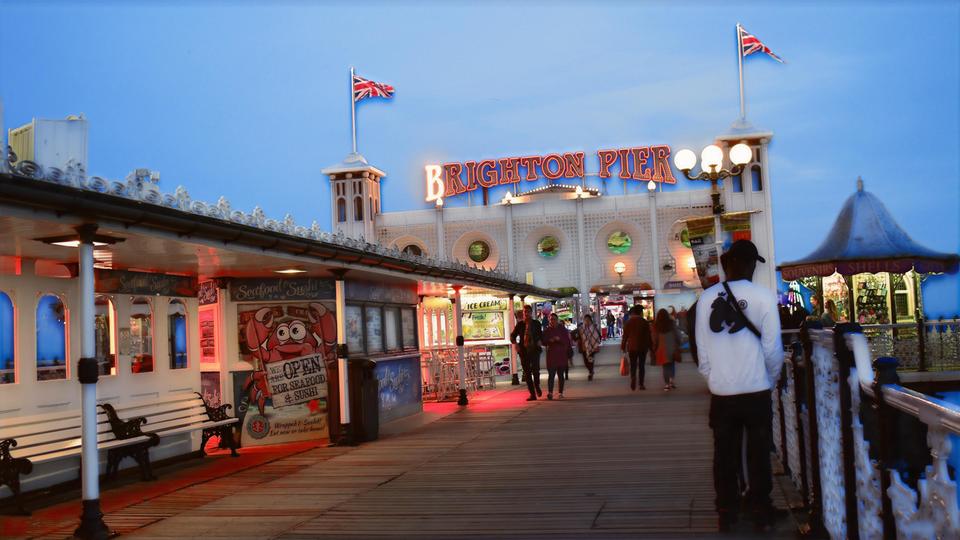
[353,75,395,102]
[738,25,784,63]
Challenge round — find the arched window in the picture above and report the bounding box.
[168,300,188,369]
[94,295,117,376]
[0,292,14,384]
[337,198,347,223]
[130,297,154,373]
[370,198,374,218]
[36,294,67,381]
[751,166,763,191]
[354,196,364,221]
[402,244,423,257]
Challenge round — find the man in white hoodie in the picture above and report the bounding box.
[695,240,783,533]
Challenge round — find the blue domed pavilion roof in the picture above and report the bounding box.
[778,178,958,280]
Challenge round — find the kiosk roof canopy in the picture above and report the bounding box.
[778,179,959,280]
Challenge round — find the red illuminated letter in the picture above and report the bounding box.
[618,149,632,179]
[465,161,479,191]
[499,157,521,184]
[518,156,542,181]
[478,160,499,187]
[542,154,564,180]
[651,145,676,184]
[631,147,652,180]
[444,163,467,195]
[597,150,618,179]
[563,152,585,178]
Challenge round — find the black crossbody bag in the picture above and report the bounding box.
[722,281,762,339]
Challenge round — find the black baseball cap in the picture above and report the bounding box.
[725,239,766,263]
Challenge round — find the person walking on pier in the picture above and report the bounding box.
[620,304,651,390]
[511,304,543,401]
[695,240,783,533]
[543,313,572,400]
[652,309,681,391]
[577,314,602,381]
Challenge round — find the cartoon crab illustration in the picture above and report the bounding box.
[241,303,338,416]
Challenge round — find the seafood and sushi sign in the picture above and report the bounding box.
[264,353,328,408]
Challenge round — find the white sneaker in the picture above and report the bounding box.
[558,393,564,400]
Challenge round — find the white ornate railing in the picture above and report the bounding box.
[810,330,848,539]
[782,326,960,539]
[862,319,960,371]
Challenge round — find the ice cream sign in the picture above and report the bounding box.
[425,145,676,202]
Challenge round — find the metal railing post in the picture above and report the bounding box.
[917,310,928,371]
[778,361,789,472]
[834,323,861,540]
[799,324,826,536]
[872,378,897,540]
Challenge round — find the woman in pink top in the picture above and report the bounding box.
[543,313,572,400]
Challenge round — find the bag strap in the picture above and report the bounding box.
[722,281,762,339]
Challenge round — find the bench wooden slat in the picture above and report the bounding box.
[111,393,203,415]
[143,413,214,433]
[151,418,237,438]
[13,429,118,453]
[7,419,120,448]
[13,435,152,463]
[0,410,119,440]
[138,405,209,426]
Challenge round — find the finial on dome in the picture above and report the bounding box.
[856,176,864,192]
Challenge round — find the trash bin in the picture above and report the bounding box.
[348,358,379,442]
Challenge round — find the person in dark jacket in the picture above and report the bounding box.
[511,304,543,401]
[620,304,651,390]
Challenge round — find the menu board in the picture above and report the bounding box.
[345,305,364,354]
[401,308,417,349]
[462,311,505,341]
[365,306,383,354]
[384,307,399,351]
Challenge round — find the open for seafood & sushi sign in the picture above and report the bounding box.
[264,353,328,407]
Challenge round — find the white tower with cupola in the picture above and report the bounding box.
[715,120,776,291]
[322,152,386,241]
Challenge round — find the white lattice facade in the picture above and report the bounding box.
[330,129,778,295]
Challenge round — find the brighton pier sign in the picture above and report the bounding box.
[425,145,676,202]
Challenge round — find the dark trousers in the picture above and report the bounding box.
[582,352,595,375]
[520,351,541,397]
[661,362,676,385]
[547,367,565,394]
[709,390,773,516]
[628,349,647,387]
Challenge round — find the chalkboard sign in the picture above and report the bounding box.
[229,277,335,302]
[95,269,198,297]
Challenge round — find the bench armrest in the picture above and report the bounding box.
[99,403,150,440]
[196,392,235,423]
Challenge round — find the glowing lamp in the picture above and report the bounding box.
[435,197,444,208]
[730,143,752,166]
[614,261,626,275]
[673,149,696,172]
[502,191,513,205]
[701,145,723,171]
[574,185,583,198]
[647,180,656,192]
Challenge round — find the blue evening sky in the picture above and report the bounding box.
[1,1,958,315]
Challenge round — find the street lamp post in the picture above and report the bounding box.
[673,143,752,282]
[646,180,661,293]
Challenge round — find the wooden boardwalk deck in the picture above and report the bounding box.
[12,344,802,539]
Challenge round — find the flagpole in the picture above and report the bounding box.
[736,23,746,122]
[350,66,357,154]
